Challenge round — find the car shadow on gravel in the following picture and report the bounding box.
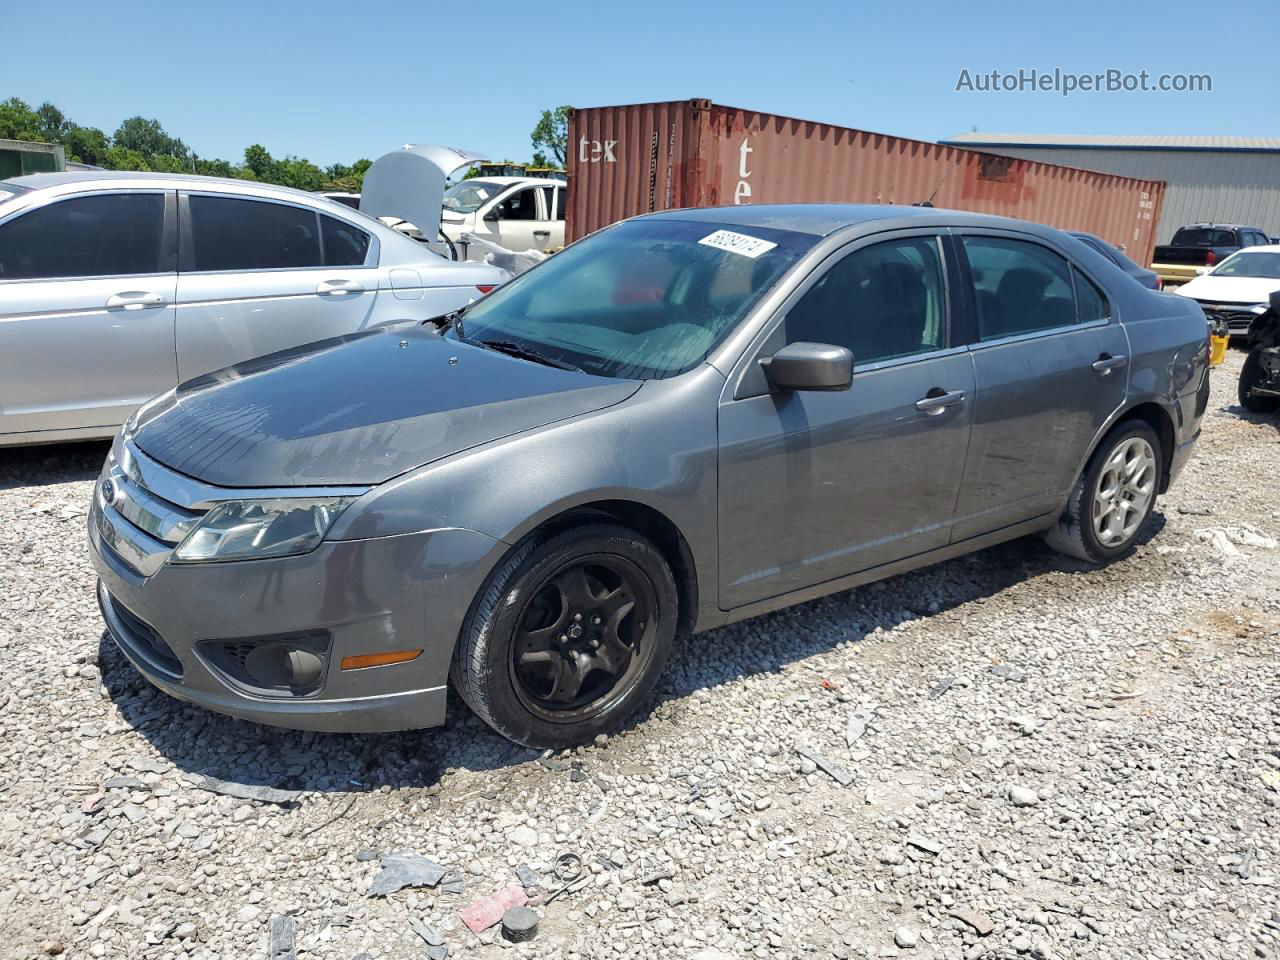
[96,633,541,796]
[95,516,1168,790]
[647,514,1167,712]
[0,440,109,490]
[1225,403,1280,430]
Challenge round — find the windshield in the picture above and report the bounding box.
[1210,251,1280,279]
[442,180,508,214]
[1172,227,1237,247]
[454,218,816,379]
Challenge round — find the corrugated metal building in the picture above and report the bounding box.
[0,138,64,179]
[939,134,1280,247]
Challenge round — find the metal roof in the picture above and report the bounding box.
[941,133,1280,153]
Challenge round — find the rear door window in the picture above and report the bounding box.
[0,193,165,280]
[184,195,323,272]
[961,236,1078,340]
[554,187,566,220]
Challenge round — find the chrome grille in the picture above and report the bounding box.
[102,442,206,547]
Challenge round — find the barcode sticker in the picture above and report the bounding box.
[698,229,777,259]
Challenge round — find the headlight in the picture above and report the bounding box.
[1251,304,1269,315]
[173,497,355,563]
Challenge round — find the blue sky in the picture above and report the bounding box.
[5,0,1275,168]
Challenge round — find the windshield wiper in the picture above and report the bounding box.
[474,339,583,372]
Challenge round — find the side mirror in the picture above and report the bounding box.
[1270,289,1280,313]
[1194,267,1210,276]
[760,341,853,392]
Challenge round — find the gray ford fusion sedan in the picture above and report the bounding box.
[89,204,1210,748]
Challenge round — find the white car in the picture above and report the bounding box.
[440,176,566,258]
[0,172,508,446]
[1175,245,1280,336]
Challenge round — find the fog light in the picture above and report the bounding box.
[340,649,423,671]
[245,643,325,690]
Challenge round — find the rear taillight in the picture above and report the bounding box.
[1205,250,1216,266]
[1155,277,1163,291]
[475,284,497,295]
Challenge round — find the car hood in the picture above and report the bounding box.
[1176,275,1280,304]
[132,328,640,487]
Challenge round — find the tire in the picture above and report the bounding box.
[1043,420,1162,564]
[1239,350,1280,414]
[449,523,678,748]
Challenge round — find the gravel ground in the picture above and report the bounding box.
[1,348,1278,960]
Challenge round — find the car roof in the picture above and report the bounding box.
[7,170,331,203]
[641,203,1059,238]
[1228,244,1280,253]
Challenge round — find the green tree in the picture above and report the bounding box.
[103,145,150,171]
[242,143,278,180]
[530,105,571,168]
[147,153,190,173]
[194,156,243,179]
[35,102,73,142]
[113,116,188,159]
[242,143,279,182]
[62,126,110,165]
[276,156,325,192]
[321,157,371,193]
[0,97,43,141]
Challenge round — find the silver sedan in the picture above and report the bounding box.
[0,172,508,446]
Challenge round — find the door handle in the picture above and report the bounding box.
[316,279,365,296]
[1091,353,1128,374]
[915,388,966,415]
[106,291,165,311]
[533,230,551,238]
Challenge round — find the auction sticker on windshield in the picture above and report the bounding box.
[698,229,778,259]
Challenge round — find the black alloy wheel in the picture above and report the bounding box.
[509,555,657,724]
[450,523,678,748]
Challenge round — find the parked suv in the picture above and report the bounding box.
[0,172,507,445]
[89,205,1209,748]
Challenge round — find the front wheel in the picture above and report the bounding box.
[1239,349,1280,413]
[1043,420,1162,564]
[450,524,678,748]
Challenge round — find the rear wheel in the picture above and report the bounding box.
[450,524,677,748]
[1043,420,1162,563]
[1239,349,1280,413]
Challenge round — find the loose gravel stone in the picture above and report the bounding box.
[1,353,1279,960]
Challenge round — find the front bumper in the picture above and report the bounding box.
[1186,300,1261,336]
[89,495,503,733]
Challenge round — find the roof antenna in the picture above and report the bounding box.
[915,166,953,207]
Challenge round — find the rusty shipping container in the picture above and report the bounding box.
[567,99,1165,264]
